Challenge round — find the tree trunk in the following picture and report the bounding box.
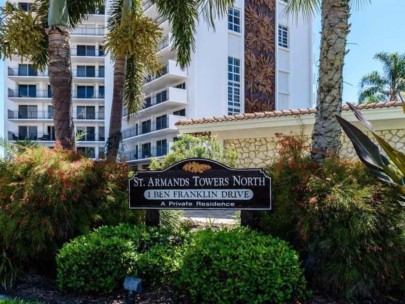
[311,0,350,161]
[107,56,126,160]
[48,27,73,150]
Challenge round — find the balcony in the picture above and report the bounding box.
[8,89,51,100]
[143,0,159,19]
[73,90,104,100]
[143,60,187,91]
[123,146,169,162]
[75,112,105,120]
[71,26,105,36]
[71,48,104,57]
[123,87,187,118]
[8,132,55,142]
[7,68,48,79]
[8,110,53,120]
[122,114,184,141]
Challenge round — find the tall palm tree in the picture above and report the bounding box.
[359,52,405,103]
[105,0,162,159]
[0,0,103,149]
[105,0,235,159]
[288,0,369,161]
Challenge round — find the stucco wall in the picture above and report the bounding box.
[224,129,405,168]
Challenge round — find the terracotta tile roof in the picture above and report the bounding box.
[175,101,404,126]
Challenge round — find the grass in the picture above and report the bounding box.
[0,299,42,304]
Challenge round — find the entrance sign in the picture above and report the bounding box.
[129,158,271,210]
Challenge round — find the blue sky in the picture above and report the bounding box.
[330,0,405,103]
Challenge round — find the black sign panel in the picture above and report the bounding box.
[129,158,271,210]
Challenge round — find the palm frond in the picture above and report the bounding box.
[67,0,105,27]
[358,86,388,103]
[153,0,198,68]
[124,57,145,116]
[197,0,234,29]
[0,2,48,71]
[359,71,388,89]
[286,0,320,19]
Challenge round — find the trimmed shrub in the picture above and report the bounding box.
[258,133,405,300]
[57,224,188,293]
[174,228,307,304]
[0,145,142,281]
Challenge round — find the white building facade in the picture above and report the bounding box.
[3,1,107,159]
[121,0,313,168]
[2,0,312,164]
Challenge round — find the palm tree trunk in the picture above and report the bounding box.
[48,27,73,149]
[311,0,350,161]
[107,56,126,160]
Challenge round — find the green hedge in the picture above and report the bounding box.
[57,224,188,293]
[174,228,307,304]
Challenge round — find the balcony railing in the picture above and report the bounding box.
[154,15,167,26]
[71,26,105,36]
[8,132,56,141]
[8,89,51,98]
[159,36,170,50]
[71,48,104,57]
[123,146,169,161]
[146,64,168,83]
[8,110,105,120]
[8,111,53,119]
[7,68,48,77]
[73,69,105,78]
[73,91,104,99]
[121,118,169,139]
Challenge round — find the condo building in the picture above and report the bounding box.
[2,0,312,165]
[121,0,313,169]
[3,1,107,159]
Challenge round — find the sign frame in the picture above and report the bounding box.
[128,158,272,210]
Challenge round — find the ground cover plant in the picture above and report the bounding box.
[259,132,405,300]
[0,143,142,288]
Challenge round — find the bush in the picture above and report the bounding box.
[258,133,405,300]
[57,224,188,293]
[174,228,307,304]
[0,145,142,282]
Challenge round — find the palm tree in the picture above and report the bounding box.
[288,0,369,161]
[0,0,104,149]
[359,52,405,103]
[105,0,162,159]
[105,0,235,159]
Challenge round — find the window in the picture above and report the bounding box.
[77,127,95,141]
[99,45,104,56]
[18,2,32,11]
[18,64,37,76]
[77,66,95,77]
[176,83,186,89]
[99,126,105,141]
[278,25,288,48]
[99,106,105,119]
[145,97,152,108]
[18,85,36,97]
[18,105,37,119]
[77,106,95,119]
[48,106,54,119]
[98,86,105,98]
[77,45,96,56]
[173,109,186,116]
[77,86,94,98]
[156,139,167,156]
[228,57,241,115]
[18,126,37,140]
[98,66,105,77]
[47,126,56,140]
[156,90,168,104]
[156,115,167,130]
[141,120,151,134]
[77,147,95,158]
[142,143,151,158]
[228,8,240,33]
[48,85,52,98]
